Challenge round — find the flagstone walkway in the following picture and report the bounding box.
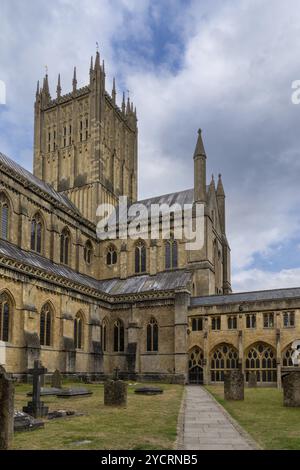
[181,386,258,450]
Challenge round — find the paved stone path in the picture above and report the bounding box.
[182,386,256,450]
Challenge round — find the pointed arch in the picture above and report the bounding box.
[30,211,45,254]
[106,244,117,266]
[84,240,93,265]
[245,342,277,383]
[282,342,294,367]
[146,317,158,352]
[113,318,124,352]
[210,343,239,382]
[135,239,146,274]
[188,346,204,384]
[60,227,71,265]
[0,191,11,241]
[40,302,54,346]
[74,311,85,349]
[102,317,109,352]
[165,235,178,269]
[0,290,14,342]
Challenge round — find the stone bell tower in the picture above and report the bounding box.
[33,50,138,222]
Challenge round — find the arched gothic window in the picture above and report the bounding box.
[74,312,84,349]
[0,193,9,240]
[113,319,124,352]
[106,245,117,266]
[30,213,43,253]
[135,241,146,273]
[60,228,70,265]
[245,342,277,383]
[282,344,294,367]
[147,318,158,352]
[210,343,239,382]
[189,347,204,384]
[0,292,11,342]
[102,318,108,352]
[40,303,53,346]
[165,238,178,269]
[84,240,93,265]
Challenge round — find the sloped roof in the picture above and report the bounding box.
[190,287,300,307]
[0,239,191,297]
[0,152,80,215]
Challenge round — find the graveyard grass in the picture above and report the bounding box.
[206,385,300,450]
[12,381,183,450]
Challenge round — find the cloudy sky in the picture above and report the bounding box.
[1,0,300,292]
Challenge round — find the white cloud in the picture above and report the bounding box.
[233,267,300,292]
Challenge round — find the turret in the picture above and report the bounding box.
[56,74,61,98]
[72,67,77,93]
[193,129,207,203]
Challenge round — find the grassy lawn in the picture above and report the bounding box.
[12,381,183,450]
[206,385,300,450]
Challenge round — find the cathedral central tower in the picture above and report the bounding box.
[33,50,138,222]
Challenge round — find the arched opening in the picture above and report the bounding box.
[282,343,294,367]
[0,192,10,240]
[31,212,44,254]
[210,343,239,382]
[106,244,117,266]
[40,302,53,347]
[84,240,93,265]
[0,291,12,342]
[74,312,84,349]
[165,238,178,269]
[60,227,71,265]
[188,346,204,384]
[113,319,124,352]
[146,317,158,352]
[135,240,146,273]
[245,342,277,383]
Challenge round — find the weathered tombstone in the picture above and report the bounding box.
[0,365,14,450]
[224,370,244,400]
[282,368,300,407]
[23,360,49,418]
[104,367,127,407]
[51,369,62,389]
[248,371,257,388]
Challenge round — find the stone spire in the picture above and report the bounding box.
[193,129,207,203]
[216,174,225,233]
[126,96,130,115]
[41,71,51,104]
[112,77,116,104]
[72,67,77,93]
[36,80,40,98]
[56,74,61,98]
[122,92,126,114]
[95,50,100,70]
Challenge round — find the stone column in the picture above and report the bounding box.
[0,366,14,450]
[174,291,189,383]
[203,316,209,385]
[276,315,282,389]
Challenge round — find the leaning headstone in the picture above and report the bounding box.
[104,367,127,407]
[23,360,49,418]
[0,365,14,450]
[248,371,257,388]
[224,370,244,400]
[281,368,300,407]
[14,411,44,432]
[51,369,62,389]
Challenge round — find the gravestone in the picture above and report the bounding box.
[51,369,62,389]
[14,411,44,432]
[23,360,49,418]
[57,387,92,398]
[0,365,14,450]
[281,367,300,407]
[224,370,244,400]
[104,367,127,407]
[134,387,163,395]
[248,371,257,388]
